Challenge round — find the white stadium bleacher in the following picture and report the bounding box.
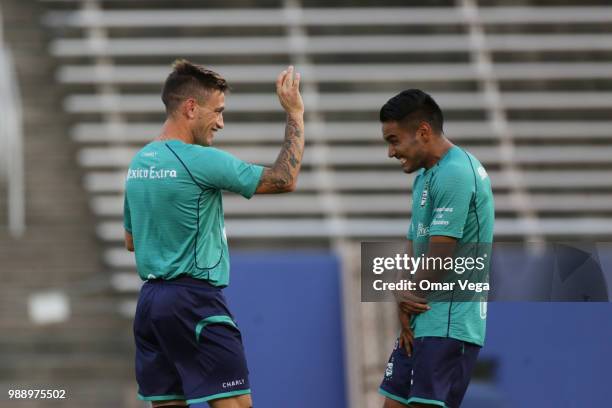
[74,144,612,168]
[49,34,612,56]
[69,120,612,143]
[63,91,612,113]
[41,6,612,28]
[89,192,612,218]
[81,169,612,196]
[57,62,612,85]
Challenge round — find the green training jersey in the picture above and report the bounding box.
[123,140,264,286]
[407,145,494,346]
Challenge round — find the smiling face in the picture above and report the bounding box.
[382,120,430,174]
[192,90,225,146]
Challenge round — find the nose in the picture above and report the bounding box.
[388,145,395,158]
[217,113,224,129]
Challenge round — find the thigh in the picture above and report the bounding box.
[381,336,478,408]
[208,394,253,408]
[446,342,480,408]
[135,283,185,401]
[410,337,478,408]
[383,396,410,408]
[382,398,440,408]
[152,284,250,404]
[379,338,414,404]
[152,401,187,407]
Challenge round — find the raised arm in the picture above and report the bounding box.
[256,66,305,194]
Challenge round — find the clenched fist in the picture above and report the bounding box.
[276,66,304,115]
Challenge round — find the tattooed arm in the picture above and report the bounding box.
[256,114,304,193]
[256,66,305,194]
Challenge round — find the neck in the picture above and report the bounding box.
[424,136,454,169]
[156,117,194,144]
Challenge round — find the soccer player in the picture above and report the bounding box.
[378,90,495,408]
[123,60,304,408]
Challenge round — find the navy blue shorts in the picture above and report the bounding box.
[379,336,480,408]
[134,276,250,407]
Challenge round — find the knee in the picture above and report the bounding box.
[153,406,186,408]
[152,401,187,408]
[238,394,253,408]
[383,397,409,408]
[209,394,252,408]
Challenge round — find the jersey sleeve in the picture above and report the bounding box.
[123,192,132,233]
[428,167,473,239]
[188,147,264,199]
[407,220,415,240]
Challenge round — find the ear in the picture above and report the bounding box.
[417,122,432,142]
[183,98,197,119]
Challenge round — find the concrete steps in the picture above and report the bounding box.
[0,0,134,403]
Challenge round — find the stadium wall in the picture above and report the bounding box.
[484,303,612,407]
[225,251,347,408]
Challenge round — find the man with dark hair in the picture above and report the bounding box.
[378,89,494,408]
[161,59,230,118]
[124,60,304,408]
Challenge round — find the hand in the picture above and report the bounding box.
[398,309,414,356]
[396,290,430,314]
[276,66,304,115]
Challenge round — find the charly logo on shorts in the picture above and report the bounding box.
[222,379,245,389]
[385,362,394,378]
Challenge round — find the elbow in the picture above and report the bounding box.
[274,176,297,193]
[125,230,135,251]
[257,170,298,194]
[284,182,297,193]
[284,174,300,192]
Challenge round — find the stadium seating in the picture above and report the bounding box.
[39,1,612,241]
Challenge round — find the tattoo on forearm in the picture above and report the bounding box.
[258,115,304,193]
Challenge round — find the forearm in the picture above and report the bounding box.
[396,260,445,304]
[399,236,456,302]
[410,263,445,299]
[257,112,304,193]
[407,238,457,299]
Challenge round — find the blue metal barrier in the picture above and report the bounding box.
[225,251,347,408]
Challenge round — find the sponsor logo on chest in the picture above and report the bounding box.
[126,166,177,180]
